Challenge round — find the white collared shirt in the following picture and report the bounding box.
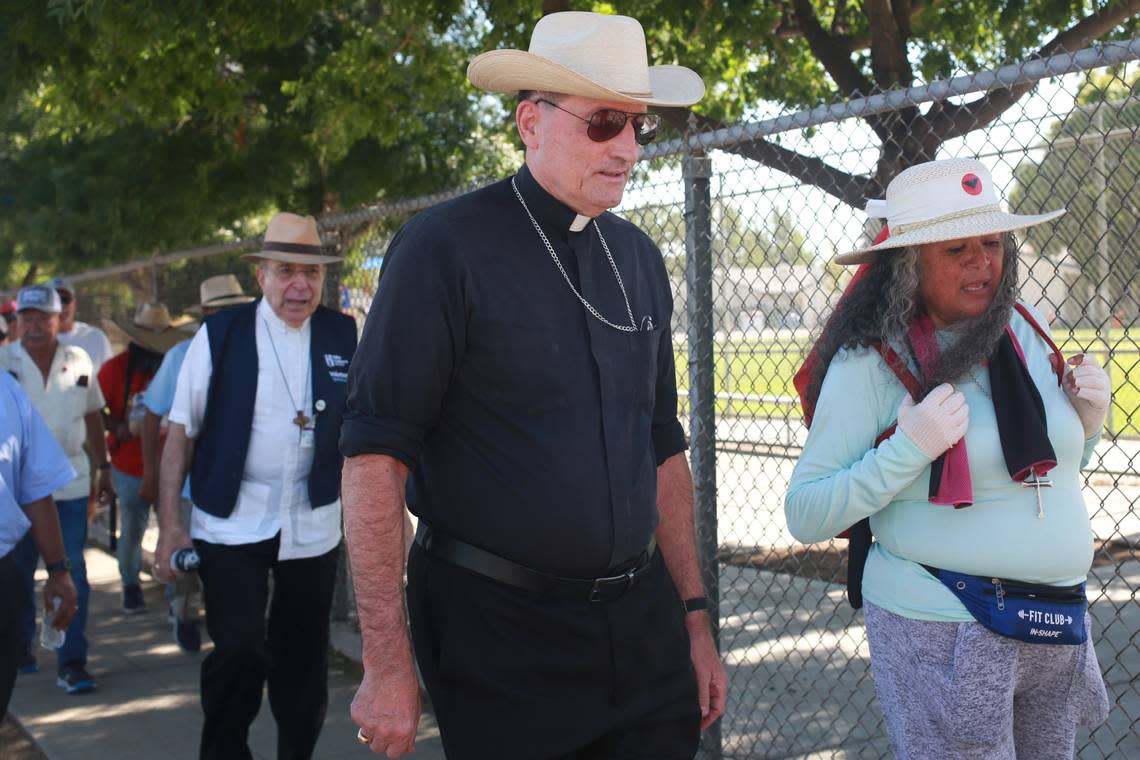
[169,299,342,560]
[0,342,104,500]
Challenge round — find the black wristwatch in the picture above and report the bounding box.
[45,558,73,575]
[683,596,709,613]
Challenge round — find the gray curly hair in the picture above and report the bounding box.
[805,233,1021,401]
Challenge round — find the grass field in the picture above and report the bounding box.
[674,328,1140,438]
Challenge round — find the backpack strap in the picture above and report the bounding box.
[1014,301,1065,386]
[839,346,916,609]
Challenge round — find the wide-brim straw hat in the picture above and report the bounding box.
[241,212,342,265]
[467,12,705,108]
[114,302,193,354]
[837,157,1065,265]
[185,273,255,315]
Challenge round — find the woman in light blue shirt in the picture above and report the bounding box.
[786,158,1111,759]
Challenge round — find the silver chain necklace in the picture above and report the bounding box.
[262,316,312,433]
[511,178,638,333]
[970,365,992,399]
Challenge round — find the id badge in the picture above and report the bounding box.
[300,429,316,449]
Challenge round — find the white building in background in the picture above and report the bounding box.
[668,262,837,336]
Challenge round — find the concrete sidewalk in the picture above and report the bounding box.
[7,547,445,760]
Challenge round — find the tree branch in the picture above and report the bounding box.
[789,0,901,142]
[935,0,1140,141]
[790,0,874,97]
[658,108,870,208]
[865,0,913,88]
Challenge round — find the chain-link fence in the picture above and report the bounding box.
[59,40,1140,759]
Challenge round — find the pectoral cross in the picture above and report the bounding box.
[293,410,311,430]
[1023,472,1053,520]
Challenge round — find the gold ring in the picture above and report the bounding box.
[356,727,372,745]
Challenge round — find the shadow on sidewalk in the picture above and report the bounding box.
[8,545,444,760]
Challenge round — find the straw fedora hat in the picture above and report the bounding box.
[241,212,342,265]
[467,12,705,107]
[185,274,255,315]
[114,302,193,354]
[837,157,1065,265]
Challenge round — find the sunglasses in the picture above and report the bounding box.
[536,99,660,146]
[58,293,74,305]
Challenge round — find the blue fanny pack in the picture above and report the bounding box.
[923,565,1087,645]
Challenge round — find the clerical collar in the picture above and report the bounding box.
[515,164,595,235]
[258,296,310,334]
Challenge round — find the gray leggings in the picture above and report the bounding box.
[864,601,1109,760]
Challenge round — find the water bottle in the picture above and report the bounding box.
[171,547,201,572]
[40,597,66,650]
[127,393,147,437]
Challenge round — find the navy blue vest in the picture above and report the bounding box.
[190,301,357,518]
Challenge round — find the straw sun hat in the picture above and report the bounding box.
[241,212,342,266]
[185,274,255,315]
[467,11,705,107]
[836,157,1066,265]
[114,303,194,354]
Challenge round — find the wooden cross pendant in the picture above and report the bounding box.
[293,410,312,430]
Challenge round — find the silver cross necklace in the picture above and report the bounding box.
[262,316,311,437]
[971,364,1051,519]
[511,178,639,333]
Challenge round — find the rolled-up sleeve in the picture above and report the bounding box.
[652,319,687,465]
[340,211,468,468]
[168,328,212,439]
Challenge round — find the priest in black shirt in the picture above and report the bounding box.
[341,11,727,759]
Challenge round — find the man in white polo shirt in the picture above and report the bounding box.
[48,278,112,372]
[0,285,114,693]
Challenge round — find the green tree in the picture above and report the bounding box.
[0,0,519,280]
[480,0,1139,204]
[4,0,1138,281]
[1009,71,1140,322]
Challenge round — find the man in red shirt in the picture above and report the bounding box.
[99,303,186,612]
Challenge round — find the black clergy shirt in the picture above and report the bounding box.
[340,164,687,577]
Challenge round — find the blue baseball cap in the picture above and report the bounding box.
[16,285,62,314]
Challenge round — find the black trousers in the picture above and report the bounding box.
[407,542,700,760]
[1,552,25,717]
[194,535,339,760]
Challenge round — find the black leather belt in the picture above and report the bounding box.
[414,523,656,603]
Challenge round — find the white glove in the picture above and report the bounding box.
[897,383,969,460]
[1063,354,1110,438]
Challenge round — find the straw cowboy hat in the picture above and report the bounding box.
[185,274,255,315]
[837,157,1065,265]
[467,12,705,107]
[114,302,193,354]
[241,212,342,265]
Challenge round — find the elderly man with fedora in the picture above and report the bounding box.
[137,274,255,653]
[0,285,114,693]
[99,302,187,614]
[341,11,726,759]
[154,212,356,760]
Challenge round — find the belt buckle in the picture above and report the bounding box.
[588,567,637,604]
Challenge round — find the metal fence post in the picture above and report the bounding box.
[684,133,721,759]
